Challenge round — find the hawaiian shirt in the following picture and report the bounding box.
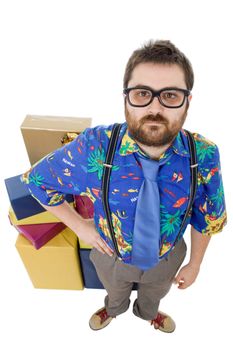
[21,122,227,263]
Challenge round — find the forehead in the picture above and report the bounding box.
[128,62,187,89]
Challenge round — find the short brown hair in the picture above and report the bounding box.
[123,39,194,90]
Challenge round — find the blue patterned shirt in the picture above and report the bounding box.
[21,122,227,263]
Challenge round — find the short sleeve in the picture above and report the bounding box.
[190,143,227,235]
[21,128,91,206]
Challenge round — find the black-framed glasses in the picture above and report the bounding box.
[123,86,191,108]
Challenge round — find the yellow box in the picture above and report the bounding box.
[9,202,74,225]
[21,115,92,165]
[15,227,84,290]
[78,238,92,249]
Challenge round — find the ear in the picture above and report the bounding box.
[188,94,192,102]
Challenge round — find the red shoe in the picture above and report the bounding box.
[150,311,176,333]
[89,307,115,330]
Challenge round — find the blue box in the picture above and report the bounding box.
[4,174,74,220]
[79,249,137,290]
[79,249,104,289]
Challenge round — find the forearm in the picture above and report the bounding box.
[40,200,113,256]
[189,226,212,267]
[41,200,87,238]
[174,226,212,288]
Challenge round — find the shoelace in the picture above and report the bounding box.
[96,308,110,324]
[151,312,167,329]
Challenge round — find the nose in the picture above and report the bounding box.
[146,95,164,114]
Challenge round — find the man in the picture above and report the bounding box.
[21,40,227,333]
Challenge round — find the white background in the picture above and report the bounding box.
[0,0,232,349]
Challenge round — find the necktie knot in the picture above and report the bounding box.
[140,157,159,182]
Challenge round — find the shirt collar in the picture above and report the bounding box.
[119,122,190,159]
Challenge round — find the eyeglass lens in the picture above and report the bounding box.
[128,89,185,107]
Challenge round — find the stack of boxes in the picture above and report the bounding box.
[5,115,104,290]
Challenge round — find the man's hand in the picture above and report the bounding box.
[174,263,200,289]
[79,218,114,257]
[40,201,114,256]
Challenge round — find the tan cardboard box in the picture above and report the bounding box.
[21,115,92,165]
[15,227,84,290]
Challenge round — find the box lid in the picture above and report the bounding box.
[21,115,92,132]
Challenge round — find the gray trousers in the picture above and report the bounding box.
[89,238,187,320]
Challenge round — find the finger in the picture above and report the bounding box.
[175,276,184,286]
[173,274,182,284]
[178,284,187,289]
[97,238,114,256]
[178,280,186,289]
[99,237,114,254]
[103,242,114,256]
[96,243,106,254]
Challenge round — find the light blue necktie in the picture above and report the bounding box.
[131,154,160,271]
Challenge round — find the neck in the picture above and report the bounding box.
[136,142,172,161]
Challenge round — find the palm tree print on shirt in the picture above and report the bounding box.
[87,147,119,180]
[160,205,182,236]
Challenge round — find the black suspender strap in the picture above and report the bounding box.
[172,129,198,248]
[101,123,123,258]
[101,124,198,258]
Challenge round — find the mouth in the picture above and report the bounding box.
[144,120,165,125]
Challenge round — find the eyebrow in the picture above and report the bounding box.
[129,84,184,90]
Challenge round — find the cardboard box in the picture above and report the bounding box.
[74,194,94,248]
[21,115,92,165]
[4,174,74,220]
[8,205,63,225]
[79,249,104,289]
[74,195,94,219]
[15,227,84,290]
[16,222,66,249]
[78,237,92,249]
[78,248,138,290]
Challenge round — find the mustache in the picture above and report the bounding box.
[141,114,168,124]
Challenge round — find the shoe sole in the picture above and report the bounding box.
[158,326,176,333]
[89,317,113,331]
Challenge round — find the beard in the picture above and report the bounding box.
[125,105,188,147]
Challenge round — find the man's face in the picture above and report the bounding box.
[124,62,192,147]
